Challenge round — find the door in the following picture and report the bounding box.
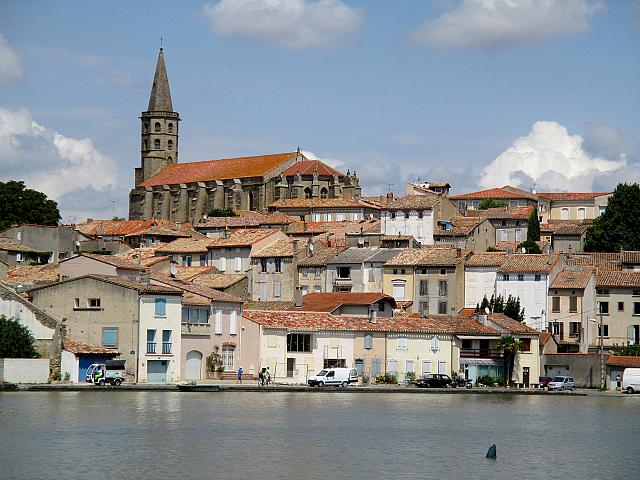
[523,367,530,387]
[185,351,203,380]
[355,359,364,377]
[287,358,295,378]
[438,361,447,375]
[422,361,431,377]
[147,360,168,383]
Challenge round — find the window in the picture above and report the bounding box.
[337,266,351,279]
[364,334,373,349]
[301,286,308,296]
[154,122,161,132]
[162,330,172,354]
[368,268,375,283]
[167,140,173,150]
[200,254,207,266]
[633,290,640,297]
[320,188,328,199]
[393,268,406,275]
[88,298,101,309]
[315,267,321,278]
[234,256,241,272]
[388,359,398,375]
[304,188,312,199]
[336,213,345,221]
[215,308,222,334]
[578,208,585,220]
[417,226,423,238]
[154,139,160,149]
[143,139,148,150]
[569,296,578,313]
[440,269,446,276]
[219,256,226,272]
[552,296,560,313]
[168,123,173,133]
[569,322,580,337]
[438,302,447,314]
[154,298,166,316]
[597,288,609,295]
[392,281,406,300]
[634,302,640,316]
[419,280,429,296]
[287,333,311,352]
[418,211,424,219]
[258,258,267,273]
[102,328,118,348]
[182,255,192,267]
[273,282,281,298]
[74,298,80,308]
[182,307,209,324]
[502,274,510,281]
[438,280,447,296]
[561,208,569,220]
[146,329,156,354]
[515,229,521,242]
[500,229,508,242]
[404,212,410,219]
[550,322,562,337]
[372,357,381,376]
[390,212,396,220]
[599,301,609,315]
[618,301,625,312]
[419,301,429,314]
[397,335,407,350]
[431,336,439,351]
[535,274,541,281]
[230,310,237,335]
[406,360,414,374]
[517,274,524,281]
[598,324,609,337]
[274,258,283,273]
[314,286,321,293]
[222,345,235,371]
[301,268,308,278]
[143,122,148,133]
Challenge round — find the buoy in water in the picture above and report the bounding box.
[486,444,497,459]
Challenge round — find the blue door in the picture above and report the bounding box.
[79,356,108,382]
[147,360,168,383]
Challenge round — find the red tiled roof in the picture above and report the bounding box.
[63,338,120,355]
[293,292,396,312]
[596,271,640,288]
[269,198,379,209]
[434,217,486,237]
[622,251,640,264]
[551,268,594,289]
[174,266,219,280]
[208,229,281,248]
[383,195,440,211]
[466,252,508,267]
[450,186,538,201]
[539,331,553,347]
[386,245,463,267]
[607,355,640,368]
[498,254,561,273]
[541,220,592,235]
[538,192,609,201]
[485,313,539,334]
[139,152,297,187]
[253,238,308,258]
[284,160,344,177]
[192,273,247,289]
[6,265,59,285]
[566,253,621,271]
[79,253,147,271]
[395,300,413,308]
[151,273,244,303]
[467,206,533,220]
[77,219,176,237]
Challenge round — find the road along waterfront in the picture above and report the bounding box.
[1,391,637,480]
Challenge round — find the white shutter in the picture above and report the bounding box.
[215,309,222,334]
[273,282,281,298]
[392,282,405,300]
[229,310,237,335]
[406,360,414,374]
[397,335,407,350]
[267,259,274,273]
[220,256,227,272]
[438,361,447,374]
[431,335,439,352]
[235,256,241,271]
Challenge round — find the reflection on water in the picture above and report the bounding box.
[0,392,637,480]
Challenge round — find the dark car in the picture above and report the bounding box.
[415,374,452,388]
[538,376,552,388]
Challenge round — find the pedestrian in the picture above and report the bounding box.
[265,367,271,385]
[236,366,243,384]
[258,367,265,386]
[616,374,621,391]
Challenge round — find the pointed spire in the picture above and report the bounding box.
[147,48,173,112]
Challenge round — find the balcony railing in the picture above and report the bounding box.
[146,342,156,354]
[460,348,503,359]
[334,277,352,285]
[162,342,172,354]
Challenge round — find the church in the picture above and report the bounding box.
[128,49,361,223]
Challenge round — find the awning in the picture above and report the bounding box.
[460,358,504,366]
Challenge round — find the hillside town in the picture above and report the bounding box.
[1,48,638,392]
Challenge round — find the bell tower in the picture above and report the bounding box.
[135,47,180,186]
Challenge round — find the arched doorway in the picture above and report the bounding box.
[185,350,203,380]
[221,345,235,371]
[304,188,312,199]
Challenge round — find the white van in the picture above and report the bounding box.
[622,368,640,394]
[308,367,358,387]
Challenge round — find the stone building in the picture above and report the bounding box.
[129,49,359,223]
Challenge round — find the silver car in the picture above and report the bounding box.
[548,376,574,391]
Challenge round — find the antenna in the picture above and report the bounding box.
[385,183,394,193]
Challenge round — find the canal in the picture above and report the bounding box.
[0,392,637,479]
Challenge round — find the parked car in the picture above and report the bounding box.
[308,368,358,387]
[92,360,126,386]
[415,374,452,388]
[547,376,574,391]
[622,368,640,394]
[538,376,552,388]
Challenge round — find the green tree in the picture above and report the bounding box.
[610,344,640,356]
[207,208,238,217]
[584,183,640,252]
[517,240,542,254]
[503,295,525,322]
[496,334,523,385]
[0,316,39,358]
[0,181,61,230]
[527,207,540,242]
[478,198,508,210]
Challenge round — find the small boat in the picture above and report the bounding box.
[177,384,221,392]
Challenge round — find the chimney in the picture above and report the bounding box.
[386,192,394,205]
[139,270,150,284]
[293,240,300,256]
[294,287,303,308]
[456,248,461,258]
[369,309,378,324]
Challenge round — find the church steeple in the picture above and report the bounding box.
[148,48,173,112]
[135,47,180,187]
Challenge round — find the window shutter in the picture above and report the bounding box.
[559,322,564,341]
[235,256,241,271]
[372,358,381,375]
[229,310,237,335]
[273,282,281,298]
[155,298,166,316]
[220,256,227,272]
[431,335,439,352]
[267,334,277,347]
[364,334,373,349]
[215,309,222,334]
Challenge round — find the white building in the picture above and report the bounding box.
[464,252,508,308]
[495,254,563,331]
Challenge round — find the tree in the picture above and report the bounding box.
[584,183,640,252]
[207,208,238,217]
[478,198,508,210]
[527,207,540,242]
[610,344,640,356]
[0,316,39,358]
[0,181,61,230]
[517,240,542,254]
[480,294,524,321]
[496,334,522,385]
[503,295,525,322]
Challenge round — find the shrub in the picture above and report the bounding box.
[376,373,398,384]
[405,371,416,384]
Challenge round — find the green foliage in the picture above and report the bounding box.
[485,246,500,252]
[478,198,508,210]
[527,207,540,242]
[0,316,39,358]
[609,344,640,356]
[480,295,490,312]
[503,295,525,322]
[206,352,225,373]
[207,208,238,217]
[496,334,523,386]
[111,216,125,221]
[405,371,416,384]
[517,240,542,254]
[0,181,61,230]
[376,373,398,384]
[585,183,640,252]
[481,294,524,322]
[476,375,506,387]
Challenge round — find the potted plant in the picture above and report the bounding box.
[206,350,225,379]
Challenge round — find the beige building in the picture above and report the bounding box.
[595,271,640,348]
[433,217,495,252]
[251,237,308,302]
[538,192,610,222]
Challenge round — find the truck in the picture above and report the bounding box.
[308,367,358,387]
[91,360,127,386]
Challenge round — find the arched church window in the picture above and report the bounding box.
[304,188,312,199]
[155,122,161,133]
[168,140,173,150]
[167,156,172,163]
[168,123,173,133]
[154,139,161,149]
[320,188,328,199]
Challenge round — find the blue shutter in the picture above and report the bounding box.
[364,334,373,349]
[372,358,380,376]
[155,298,166,316]
[102,328,117,347]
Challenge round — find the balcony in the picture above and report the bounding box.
[460,348,503,359]
[181,323,211,335]
[146,342,156,354]
[162,342,172,354]
[334,277,353,286]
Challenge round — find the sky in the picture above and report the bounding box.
[0,0,639,222]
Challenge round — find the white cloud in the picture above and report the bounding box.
[203,0,362,49]
[479,120,626,191]
[0,107,118,208]
[411,0,604,49]
[0,34,22,83]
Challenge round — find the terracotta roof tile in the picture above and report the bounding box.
[566,253,621,271]
[607,355,640,368]
[539,331,553,347]
[63,338,120,355]
[467,206,533,220]
[77,219,176,237]
[450,186,538,201]
[383,195,439,211]
[243,301,296,311]
[622,251,640,264]
[298,244,345,267]
[174,266,219,280]
[538,192,609,201]
[0,239,44,253]
[498,254,561,273]
[155,237,213,254]
[596,271,640,288]
[484,313,539,334]
[434,217,486,237]
[269,198,379,209]
[139,152,297,187]
[5,265,59,286]
[283,160,344,177]
[386,246,463,267]
[541,220,592,235]
[28,275,183,295]
[79,253,148,271]
[150,273,244,303]
[253,238,309,258]
[192,273,247,289]
[466,252,508,267]
[293,292,395,312]
[550,268,595,289]
[208,228,281,248]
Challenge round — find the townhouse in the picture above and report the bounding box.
[325,247,404,293]
[540,221,591,253]
[0,224,85,263]
[383,246,469,315]
[537,192,610,222]
[464,252,508,308]
[496,254,563,331]
[466,206,532,247]
[251,237,308,301]
[449,186,539,212]
[433,216,495,252]
[293,292,396,317]
[59,253,157,281]
[298,244,342,295]
[594,271,640,348]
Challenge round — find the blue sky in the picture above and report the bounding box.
[0,0,638,221]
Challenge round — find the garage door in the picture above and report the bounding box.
[147,360,168,383]
[185,351,203,380]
